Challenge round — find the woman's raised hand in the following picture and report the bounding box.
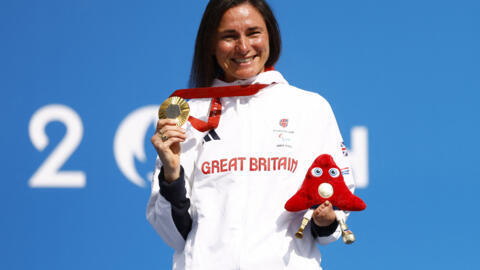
[151,119,187,183]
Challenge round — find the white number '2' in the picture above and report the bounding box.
[28,104,86,188]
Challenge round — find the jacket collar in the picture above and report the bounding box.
[211,70,289,87]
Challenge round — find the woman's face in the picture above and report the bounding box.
[214,3,270,82]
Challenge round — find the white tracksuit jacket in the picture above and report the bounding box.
[147,70,355,270]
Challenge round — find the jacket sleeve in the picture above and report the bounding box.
[158,166,192,240]
[314,95,357,246]
[146,127,201,251]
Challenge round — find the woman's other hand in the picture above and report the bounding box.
[151,119,187,182]
[312,201,337,227]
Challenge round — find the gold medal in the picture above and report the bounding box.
[158,96,190,126]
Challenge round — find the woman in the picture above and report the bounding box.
[147,0,355,269]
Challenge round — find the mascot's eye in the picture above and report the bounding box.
[329,168,340,178]
[311,167,323,177]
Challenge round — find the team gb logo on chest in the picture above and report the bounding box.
[273,118,294,148]
[279,118,288,128]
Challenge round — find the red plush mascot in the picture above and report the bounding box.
[285,154,366,244]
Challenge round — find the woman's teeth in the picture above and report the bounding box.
[233,57,254,63]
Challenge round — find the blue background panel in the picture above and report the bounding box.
[1,0,479,269]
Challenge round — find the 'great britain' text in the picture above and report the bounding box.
[201,157,298,175]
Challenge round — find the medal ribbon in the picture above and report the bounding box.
[169,84,270,132]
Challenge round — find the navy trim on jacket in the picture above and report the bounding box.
[158,166,192,240]
[311,219,339,237]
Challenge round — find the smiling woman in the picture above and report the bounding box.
[214,3,270,82]
[189,0,281,88]
[147,0,358,269]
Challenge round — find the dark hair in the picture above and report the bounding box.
[189,0,281,87]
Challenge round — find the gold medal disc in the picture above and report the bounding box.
[158,96,190,126]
